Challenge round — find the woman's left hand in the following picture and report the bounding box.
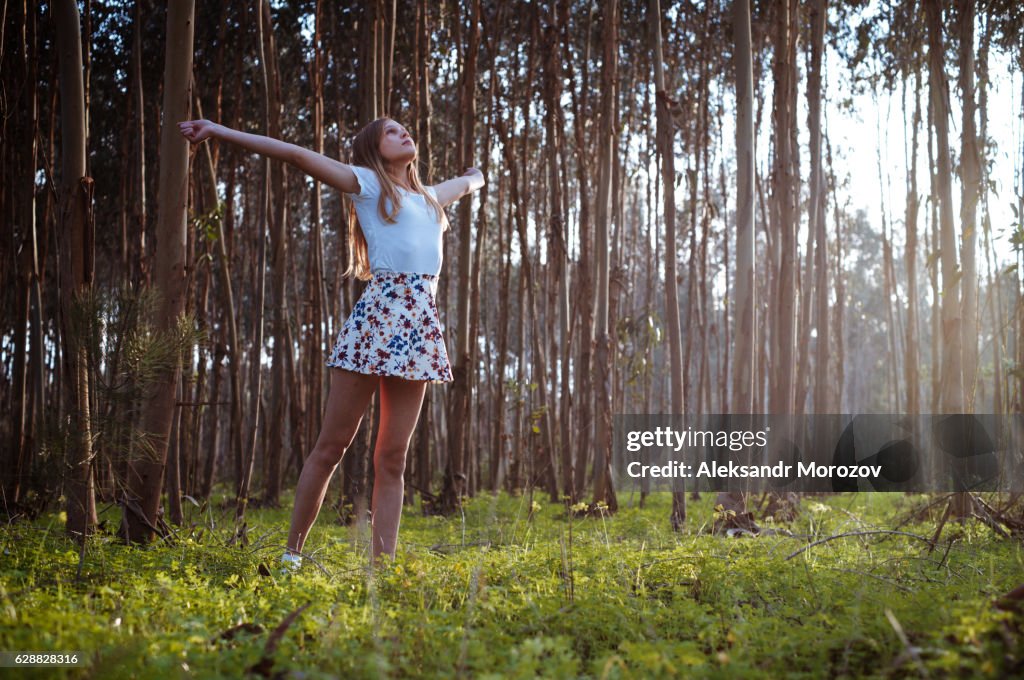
[178,119,221,144]
[462,167,485,192]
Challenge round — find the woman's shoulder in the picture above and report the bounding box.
[349,165,381,198]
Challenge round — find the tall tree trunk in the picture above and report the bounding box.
[770,0,799,414]
[593,0,619,512]
[958,0,980,411]
[904,71,923,415]
[926,95,941,413]
[732,0,755,417]
[808,0,829,415]
[826,131,845,413]
[306,0,327,461]
[491,197,512,491]
[466,39,498,498]
[543,3,574,502]
[416,0,433,179]
[235,0,271,532]
[925,0,963,415]
[878,154,900,410]
[131,0,149,286]
[977,19,1003,414]
[362,1,382,123]
[55,0,97,542]
[649,0,685,528]
[193,91,244,503]
[926,0,969,520]
[123,0,195,543]
[440,0,480,514]
[261,0,288,508]
[566,0,595,499]
[6,0,40,510]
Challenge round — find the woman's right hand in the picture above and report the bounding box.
[178,119,220,144]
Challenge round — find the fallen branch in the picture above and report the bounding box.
[885,608,931,678]
[927,499,954,554]
[247,602,311,677]
[785,530,934,561]
[826,567,912,593]
[970,495,1010,539]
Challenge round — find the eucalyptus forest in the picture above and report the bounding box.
[1,0,1023,677]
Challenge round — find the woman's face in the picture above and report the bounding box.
[378,120,416,166]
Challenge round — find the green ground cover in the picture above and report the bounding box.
[1,492,1020,678]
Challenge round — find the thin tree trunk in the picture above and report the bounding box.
[826,130,845,413]
[926,89,941,414]
[306,0,327,461]
[904,70,923,415]
[416,0,433,179]
[55,0,97,542]
[958,0,981,411]
[808,0,829,415]
[925,0,964,415]
[770,0,799,414]
[440,0,480,514]
[543,2,574,502]
[261,0,288,508]
[131,0,148,286]
[733,0,755,417]
[977,20,1003,414]
[7,0,39,509]
[649,0,685,529]
[564,0,595,499]
[593,0,619,512]
[927,0,969,520]
[193,91,244,504]
[491,197,512,491]
[123,0,195,543]
[201,342,224,499]
[166,379,183,524]
[235,0,271,532]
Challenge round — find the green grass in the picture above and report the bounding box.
[1,491,1020,678]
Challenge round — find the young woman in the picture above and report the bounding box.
[177,116,484,570]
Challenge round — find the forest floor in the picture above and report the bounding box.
[0,490,1020,679]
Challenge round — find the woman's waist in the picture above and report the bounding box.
[369,269,439,281]
[366,270,441,297]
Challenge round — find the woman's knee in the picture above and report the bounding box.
[310,433,355,468]
[373,445,408,480]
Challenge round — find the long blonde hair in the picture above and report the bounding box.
[344,117,449,281]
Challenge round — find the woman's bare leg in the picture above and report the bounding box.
[286,368,379,555]
[370,376,428,562]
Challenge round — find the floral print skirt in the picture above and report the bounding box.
[326,271,453,383]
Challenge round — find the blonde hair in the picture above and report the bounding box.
[344,117,449,281]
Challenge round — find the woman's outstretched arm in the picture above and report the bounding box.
[178,119,359,194]
[432,167,485,208]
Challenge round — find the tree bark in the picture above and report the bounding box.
[593,0,619,512]
[649,0,685,528]
[770,0,799,414]
[808,0,829,415]
[123,0,195,543]
[904,70,923,416]
[958,0,980,411]
[733,0,755,417]
[925,0,964,415]
[440,0,480,514]
[54,0,97,542]
[235,0,271,531]
[261,0,289,508]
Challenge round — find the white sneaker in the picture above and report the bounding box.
[279,552,302,575]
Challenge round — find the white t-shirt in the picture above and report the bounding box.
[348,165,444,276]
